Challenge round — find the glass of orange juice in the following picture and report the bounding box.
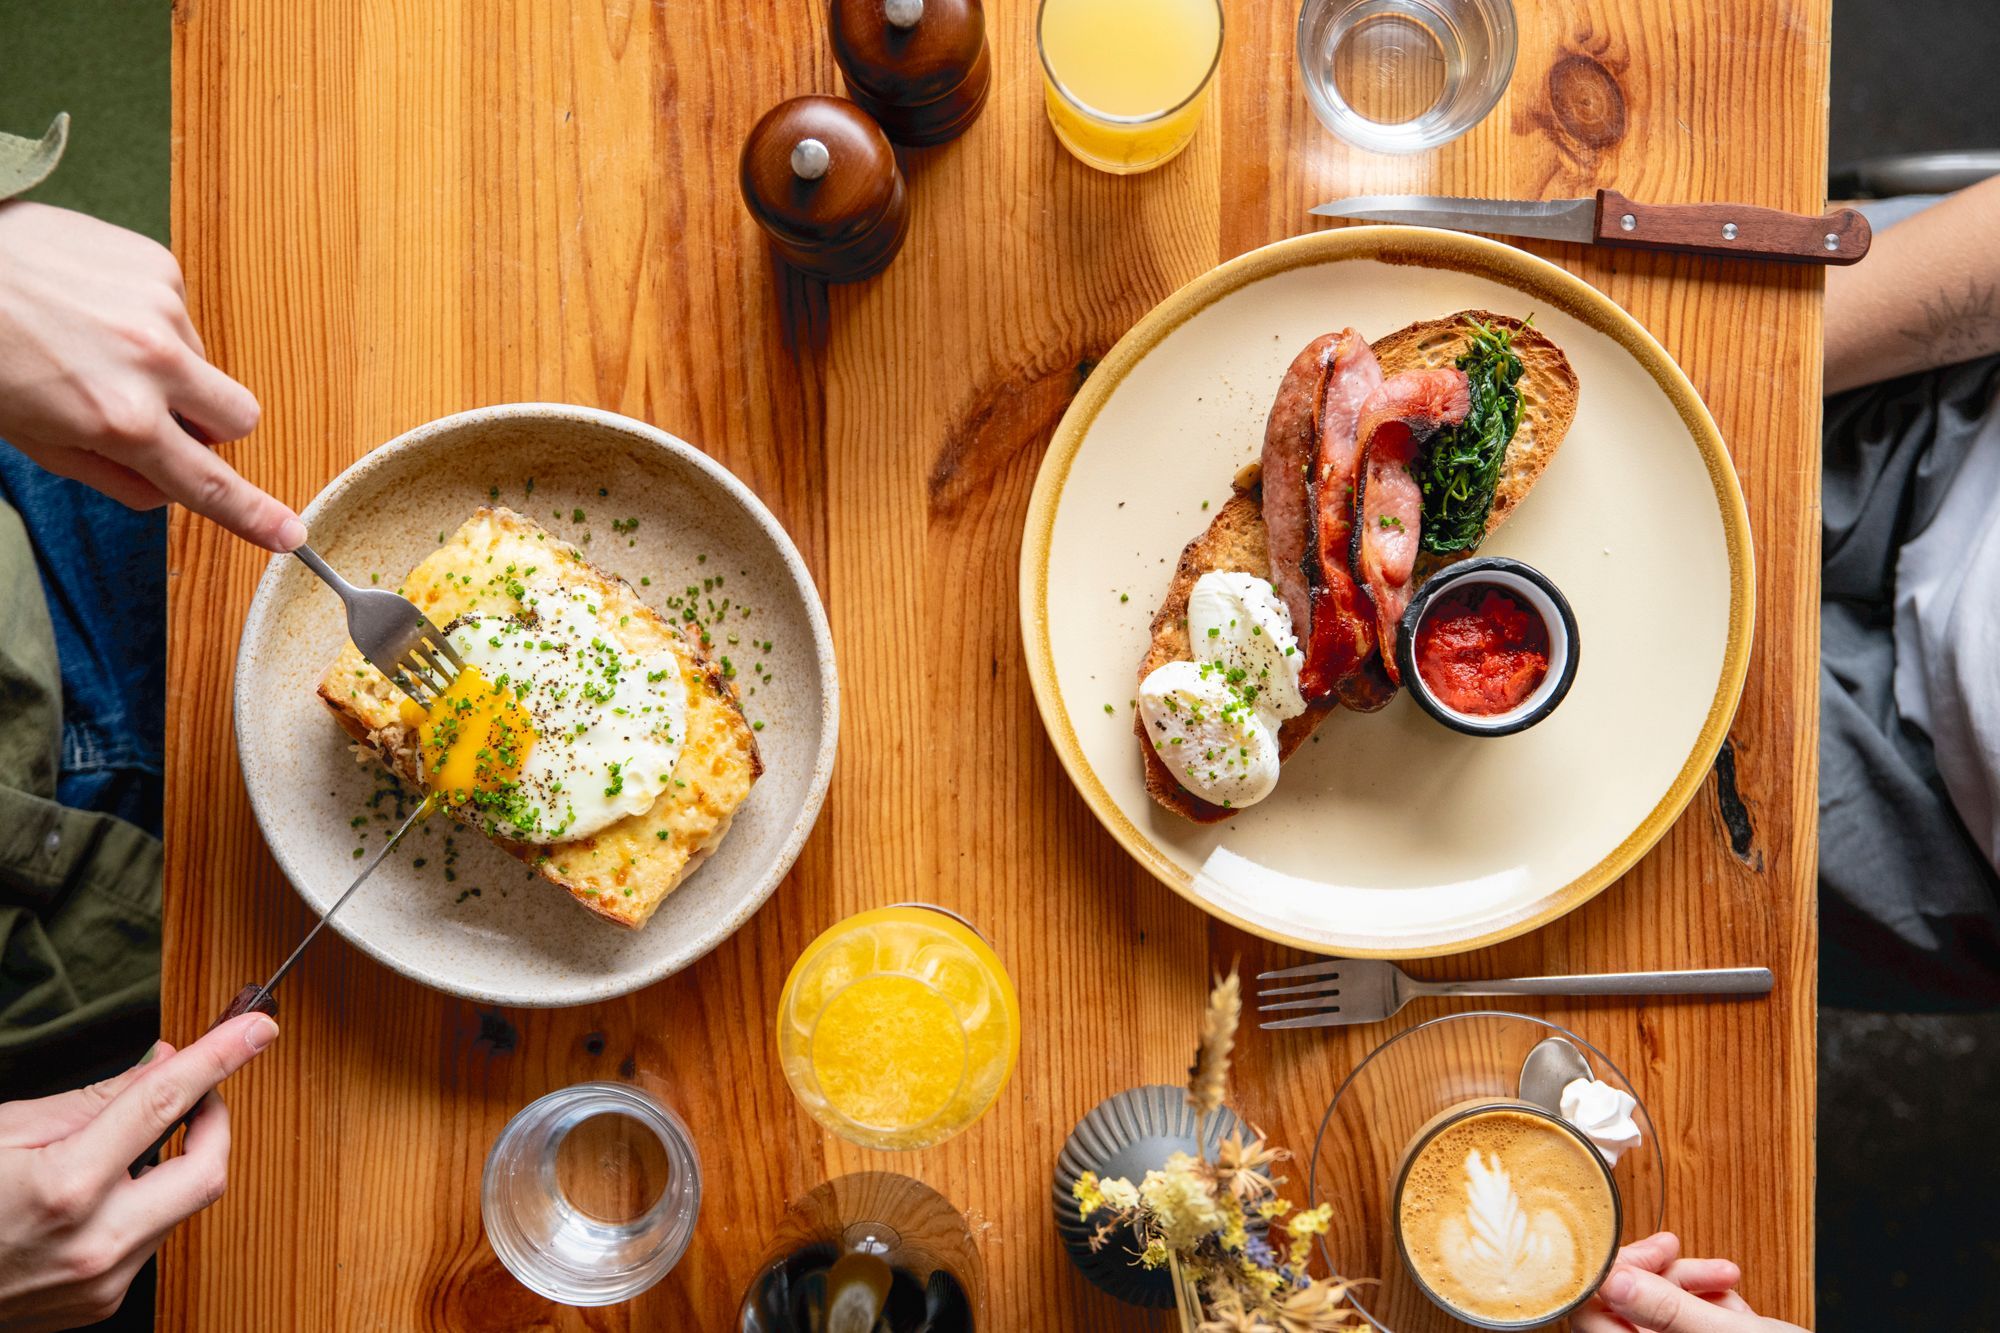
[777,905,1020,1151]
[1037,0,1225,175]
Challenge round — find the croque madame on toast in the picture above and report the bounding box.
[316,506,762,927]
[1136,311,1578,823]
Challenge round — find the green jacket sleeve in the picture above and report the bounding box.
[0,499,163,1098]
[0,113,67,203]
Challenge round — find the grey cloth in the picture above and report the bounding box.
[1822,353,2000,1010]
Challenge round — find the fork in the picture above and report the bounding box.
[1255,958,1774,1030]
[292,543,465,706]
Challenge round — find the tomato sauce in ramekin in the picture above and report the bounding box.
[1412,584,1551,716]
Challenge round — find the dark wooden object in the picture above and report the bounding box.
[830,0,990,146]
[1593,188,1871,264]
[741,95,910,282]
[130,984,278,1176]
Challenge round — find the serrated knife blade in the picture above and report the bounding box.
[1310,193,1601,243]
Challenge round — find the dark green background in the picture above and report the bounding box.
[0,0,168,241]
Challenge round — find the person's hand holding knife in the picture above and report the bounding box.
[0,1017,279,1330]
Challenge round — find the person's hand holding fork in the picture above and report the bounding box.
[0,200,302,551]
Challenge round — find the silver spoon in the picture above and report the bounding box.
[1519,1035,1593,1112]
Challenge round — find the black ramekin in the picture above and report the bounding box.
[1395,555,1580,737]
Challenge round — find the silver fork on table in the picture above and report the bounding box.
[1256,958,1774,1030]
[292,543,464,705]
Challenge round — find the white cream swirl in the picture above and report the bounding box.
[1560,1078,1643,1166]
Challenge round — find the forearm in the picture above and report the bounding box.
[1824,175,2000,395]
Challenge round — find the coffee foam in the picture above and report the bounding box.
[1397,1109,1617,1325]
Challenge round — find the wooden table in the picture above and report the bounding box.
[163,1,1823,1326]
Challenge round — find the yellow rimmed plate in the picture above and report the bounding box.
[1019,227,1752,958]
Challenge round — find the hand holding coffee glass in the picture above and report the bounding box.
[1309,1012,1663,1331]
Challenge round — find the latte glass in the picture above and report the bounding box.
[1308,1012,1664,1333]
[1391,1100,1621,1329]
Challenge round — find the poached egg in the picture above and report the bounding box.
[1186,571,1307,720]
[1138,571,1306,810]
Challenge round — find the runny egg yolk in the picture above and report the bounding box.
[401,665,535,801]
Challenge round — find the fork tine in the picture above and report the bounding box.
[1260,1010,1355,1031]
[406,642,451,686]
[391,670,432,705]
[1256,960,1344,981]
[429,633,466,673]
[399,663,444,702]
[1256,978,1343,999]
[413,639,462,686]
[1257,996,1347,1014]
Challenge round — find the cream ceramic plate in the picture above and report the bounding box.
[1021,228,1752,958]
[236,405,838,1006]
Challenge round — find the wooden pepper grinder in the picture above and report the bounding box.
[740,95,909,283]
[829,0,991,147]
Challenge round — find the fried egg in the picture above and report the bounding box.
[404,594,688,844]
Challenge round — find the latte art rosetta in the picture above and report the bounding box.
[1396,1107,1619,1326]
[1434,1150,1578,1308]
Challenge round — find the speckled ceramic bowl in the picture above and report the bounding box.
[235,404,838,1006]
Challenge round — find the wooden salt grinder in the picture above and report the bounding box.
[739,95,909,284]
[829,0,991,147]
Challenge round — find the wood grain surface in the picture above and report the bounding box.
[163,0,1824,1327]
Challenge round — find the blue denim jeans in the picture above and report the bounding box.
[0,445,166,837]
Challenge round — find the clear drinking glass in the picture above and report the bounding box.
[1038,0,1225,175]
[481,1082,702,1306]
[1296,0,1516,154]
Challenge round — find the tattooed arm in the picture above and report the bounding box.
[1825,175,2000,395]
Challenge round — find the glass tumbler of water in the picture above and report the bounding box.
[1296,0,1516,153]
[481,1082,701,1305]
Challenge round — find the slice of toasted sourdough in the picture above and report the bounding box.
[316,507,763,927]
[1370,311,1578,543]
[1137,311,1576,823]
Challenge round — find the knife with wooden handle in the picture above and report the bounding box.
[1311,189,1872,265]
